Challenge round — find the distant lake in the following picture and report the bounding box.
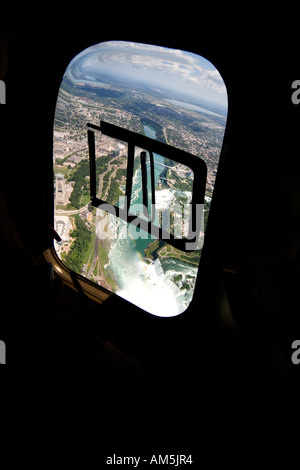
[164,99,225,118]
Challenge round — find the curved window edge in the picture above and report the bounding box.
[43,245,111,304]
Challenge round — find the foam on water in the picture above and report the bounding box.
[116,257,187,317]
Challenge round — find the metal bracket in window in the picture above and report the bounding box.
[87,121,207,252]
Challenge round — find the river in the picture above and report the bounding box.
[106,124,198,317]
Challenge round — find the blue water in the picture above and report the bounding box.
[164,98,226,118]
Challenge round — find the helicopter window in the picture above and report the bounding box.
[53,41,228,316]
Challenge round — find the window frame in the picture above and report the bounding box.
[87,120,207,252]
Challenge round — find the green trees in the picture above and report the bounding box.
[67,160,90,209]
[64,215,91,272]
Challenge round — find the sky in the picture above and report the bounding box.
[66,41,227,107]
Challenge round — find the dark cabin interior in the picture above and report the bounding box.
[0,10,299,459]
